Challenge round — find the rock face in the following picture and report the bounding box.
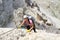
[13,0,25,9]
[0,0,60,40]
[28,0,60,28]
[0,0,26,27]
[0,0,14,27]
[0,28,60,40]
[33,0,60,19]
[0,0,60,28]
[13,8,24,26]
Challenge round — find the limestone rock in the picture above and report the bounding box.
[13,8,24,26]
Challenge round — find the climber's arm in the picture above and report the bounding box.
[30,26,34,31]
[29,23,34,31]
[20,20,25,27]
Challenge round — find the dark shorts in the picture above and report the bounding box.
[24,24,36,32]
[26,25,30,30]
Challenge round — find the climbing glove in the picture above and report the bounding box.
[26,30,31,32]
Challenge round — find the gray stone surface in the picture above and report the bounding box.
[0,0,3,12]
[0,0,13,27]
[0,0,26,27]
[13,0,25,9]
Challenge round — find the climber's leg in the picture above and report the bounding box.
[33,27,37,32]
[26,25,30,30]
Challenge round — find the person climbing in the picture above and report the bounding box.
[28,16,37,32]
[19,15,36,32]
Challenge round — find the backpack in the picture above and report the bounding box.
[28,17,35,27]
[29,19,33,24]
